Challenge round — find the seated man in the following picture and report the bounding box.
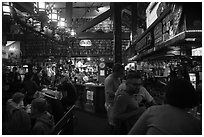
[30,98,55,135]
[111,71,146,134]
[115,71,156,108]
[43,90,65,124]
[128,78,201,135]
[57,78,78,110]
[6,92,31,134]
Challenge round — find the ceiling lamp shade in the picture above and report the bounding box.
[34,2,46,12]
[3,2,12,16]
[48,9,59,22]
[70,29,76,37]
[38,2,46,11]
[58,18,67,28]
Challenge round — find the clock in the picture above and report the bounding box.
[99,62,105,68]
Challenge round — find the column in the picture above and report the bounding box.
[111,3,122,64]
[131,3,138,41]
[65,2,73,28]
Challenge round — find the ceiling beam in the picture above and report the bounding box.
[13,2,35,15]
[76,9,111,34]
[77,32,130,40]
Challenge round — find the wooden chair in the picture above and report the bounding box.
[52,105,75,135]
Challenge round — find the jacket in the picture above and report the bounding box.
[32,111,55,135]
[6,99,31,134]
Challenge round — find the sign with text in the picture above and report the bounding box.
[79,40,92,47]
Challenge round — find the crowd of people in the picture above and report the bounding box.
[104,63,202,135]
[2,64,78,135]
[2,62,202,135]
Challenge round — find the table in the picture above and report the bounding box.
[33,88,62,100]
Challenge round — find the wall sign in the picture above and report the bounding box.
[79,40,92,47]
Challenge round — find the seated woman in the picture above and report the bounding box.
[128,78,202,135]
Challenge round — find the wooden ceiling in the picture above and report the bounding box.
[55,2,110,18]
[8,2,149,39]
[12,2,148,22]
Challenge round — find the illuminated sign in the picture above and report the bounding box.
[79,40,92,47]
[192,47,202,56]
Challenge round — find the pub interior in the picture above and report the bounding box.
[2,2,202,135]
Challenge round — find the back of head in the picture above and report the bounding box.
[112,63,124,73]
[31,98,47,113]
[12,92,25,104]
[58,82,77,102]
[57,82,68,92]
[112,63,124,78]
[9,108,31,134]
[165,78,198,109]
[24,72,33,81]
[28,65,33,72]
[126,70,142,80]
[12,67,17,72]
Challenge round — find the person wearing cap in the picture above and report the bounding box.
[104,63,124,132]
[6,92,31,134]
[128,78,201,135]
[30,98,55,135]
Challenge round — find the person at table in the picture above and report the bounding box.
[30,98,55,135]
[128,78,201,135]
[111,71,146,134]
[57,76,77,110]
[5,92,31,134]
[33,67,43,89]
[104,63,124,131]
[115,70,156,108]
[43,90,65,123]
[41,69,51,87]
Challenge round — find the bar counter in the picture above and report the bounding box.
[74,83,106,114]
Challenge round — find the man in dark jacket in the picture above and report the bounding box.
[30,98,55,135]
[57,77,77,110]
[43,91,65,123]
[6,92,31,134]
[8,67,22,93]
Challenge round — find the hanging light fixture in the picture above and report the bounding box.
[3,2,12,16]
[38,2,46,11]
[34,2,49,32]
[70,29,76,37]
[33,20,41,31]
[32,2,77,40]
[34,2,47,13]
[48,9,59,22]
[58,18,67,28]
